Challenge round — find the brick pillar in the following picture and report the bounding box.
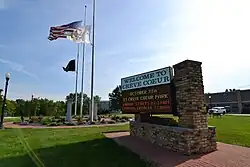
[173,60,208,129]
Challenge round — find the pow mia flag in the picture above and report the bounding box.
[63,59,76,72]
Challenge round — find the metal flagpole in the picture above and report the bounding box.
[90,0,96,122]
[80,5,87,117]
[74,44,80,116]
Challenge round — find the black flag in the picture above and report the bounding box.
[63,59,76,72]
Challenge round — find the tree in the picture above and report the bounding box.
[5,100,16,116]
[16,99,25,116]
[109,85,122,111]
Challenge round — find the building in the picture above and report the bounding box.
[204,89,250,113]
[99,100,111,111]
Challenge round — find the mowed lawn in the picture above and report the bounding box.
[209,115,250,147]
[0,125,152,167]
[0,115,250,167]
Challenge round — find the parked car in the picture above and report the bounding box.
[208,107,227,115]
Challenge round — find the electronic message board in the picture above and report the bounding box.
[121,67,175,114]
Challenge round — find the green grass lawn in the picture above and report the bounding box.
[1,115,250,167]
[209,115,250,147]
[0,125,153,167]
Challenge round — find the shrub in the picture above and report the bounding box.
[111,115,119,121]
[77,121,86,125]
[41,117,53,125]
[48,122,58,126]
[97,116,101,122]
[100,119,106,124]
[120,119,127,123]
[29,116,40,123]
[121,116,130,121]
[64,122,76,126]
[107,120,116,124]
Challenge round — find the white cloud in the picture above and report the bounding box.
[0,58,39,80]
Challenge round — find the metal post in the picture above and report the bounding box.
[74,44,80,116]
[90,0,96,122]
[80,5,87,117]
[0,73,10,129]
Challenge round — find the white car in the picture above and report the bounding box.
[208,107,227,115]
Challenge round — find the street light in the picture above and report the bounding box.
[208,95,212,109]
[0,73,10,129]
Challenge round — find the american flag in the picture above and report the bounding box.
[48,21,82,41]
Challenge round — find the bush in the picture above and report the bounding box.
[41,117,53,125]
[107,120,116,124]
[111,115,119,121]
[48,122,58,126]
[64,122,76,126]
[120,119,127,123]
[121,116,130,121]
[97,116,101,122]
[100,119,106,124]
[29,116,40,123]
[77,121,86,125]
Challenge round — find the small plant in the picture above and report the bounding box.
[107,120,116,124]
[29,116,40,123]
[120,119,127,123]
[64,122,76,126]
[48,122,58,126]
[121,116,129,121]
[111,115,120,121]
[41,117,53,125]
[97,116,101,122]
[100,119,106,124]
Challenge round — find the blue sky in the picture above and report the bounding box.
[0,0,250,101]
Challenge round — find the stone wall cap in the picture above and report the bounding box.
[173,59,202,68]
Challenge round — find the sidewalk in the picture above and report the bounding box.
[105,132,250,167]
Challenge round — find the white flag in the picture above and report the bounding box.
[67,25,91,44]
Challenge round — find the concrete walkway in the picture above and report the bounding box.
[105,132,250,167]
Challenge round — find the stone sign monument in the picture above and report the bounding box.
[121,60,217,155]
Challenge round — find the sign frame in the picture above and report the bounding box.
[121,66,177,115]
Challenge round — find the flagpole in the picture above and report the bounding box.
[74,44,80,116]
[90,0,96,122]
[80,5,87,117]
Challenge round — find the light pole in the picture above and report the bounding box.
[208,95,212,109]
[0,73,10,129]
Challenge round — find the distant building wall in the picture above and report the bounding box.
[204,89,250,113]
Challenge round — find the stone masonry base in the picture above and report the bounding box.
[130,121,217,155]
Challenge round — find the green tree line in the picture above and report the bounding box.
[0,93,101,117]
